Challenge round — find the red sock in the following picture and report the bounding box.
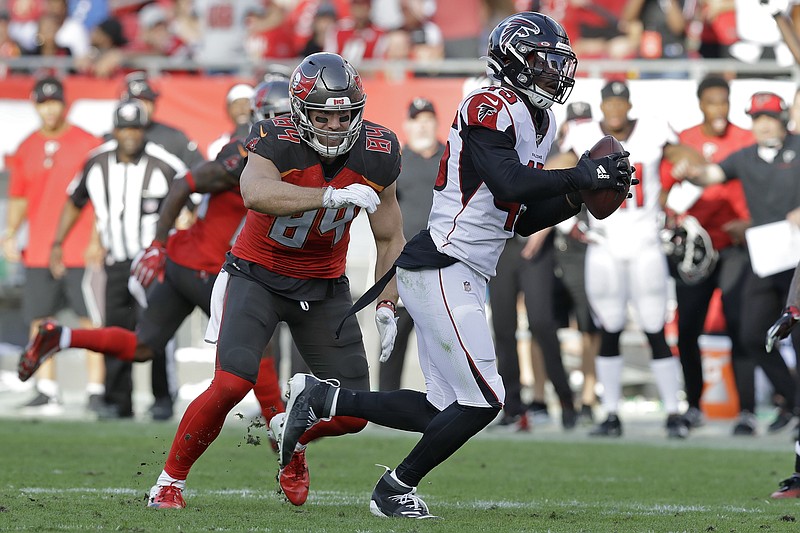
[298,416,367,445]
[164,370,253,480]
[252,356,285,424]
[70,327,138,361]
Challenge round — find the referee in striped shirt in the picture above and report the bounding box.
[50,100,187,419]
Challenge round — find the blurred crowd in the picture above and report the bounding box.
[1,0,799,78]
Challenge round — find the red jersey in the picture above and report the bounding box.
[662,123,754,250]
[234,116,400,279]
[167,137,249,273]
[8,124,100,268]
[331,20,385,62]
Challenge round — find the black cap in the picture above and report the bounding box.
[96,16,128,47]
[408,97,436,118]
[122,72,159,101]
[32,76,65,103]
[566,101,592,122]
[600,80,630,101]
[113,100,149,128]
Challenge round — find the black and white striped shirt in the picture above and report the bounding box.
[69,140,187,264]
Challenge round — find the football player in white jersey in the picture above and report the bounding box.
[551,80,693,439]
[272,12,634,518]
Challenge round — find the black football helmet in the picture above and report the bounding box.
[661,215,718,285]
[289,52,366,157]
[251,76,291,121]
[486,11,577,110]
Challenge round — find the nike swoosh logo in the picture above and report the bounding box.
[238,144,248,158]
[260,124,268,138]
[486,96,499,106]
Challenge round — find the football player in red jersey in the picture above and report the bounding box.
[146,52,406,510]
[17,78,291,424]
[660,76,754,431]
[273,14,633,519]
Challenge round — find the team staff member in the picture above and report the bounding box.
[378,97,445,392]
[4,76,105,413]
[18,79,291,425]
[147,52,406,510]
[47,100,186,420]
[119,72,205,169]
[276,13,633,519]
[677,91,800,436]
[661,75,753,431]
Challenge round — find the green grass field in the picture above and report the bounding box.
[1,417,798,532]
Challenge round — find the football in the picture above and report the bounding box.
[580,134,630,220]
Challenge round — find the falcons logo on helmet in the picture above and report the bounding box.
[499,15,541,50]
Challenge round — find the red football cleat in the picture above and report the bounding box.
[771,474,800,499]
[148,484,186,509]
[18,320,62,382]
[279,448,309,506]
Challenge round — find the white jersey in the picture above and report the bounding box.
[428,86,557,278]
[561,118,676,258]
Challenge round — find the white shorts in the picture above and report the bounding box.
[397,262,504,410]
[204,269,228,344]
[585,243,668,333]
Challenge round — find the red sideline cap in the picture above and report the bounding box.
[746,92,786,117]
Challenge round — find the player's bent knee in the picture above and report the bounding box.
[335,354,370,388]
[218,347,262,384]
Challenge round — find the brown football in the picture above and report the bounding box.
[580,134,630,220]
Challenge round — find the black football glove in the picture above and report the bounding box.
[766,305,800,352]
[575,150,633,192]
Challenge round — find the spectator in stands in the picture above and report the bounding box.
[689,0,737,59]
[661,76,753,431]
[74,15,127,78]
[327,0,386,63]
[3,77,105,415]
[170,0,200,53]
[28,0,90,60]
[555,0,638,60]
[207,83,255,159]
[195,0,261,72]
[729,0,794,67]
[399,0,444,60]
[23,13,71,57]
[243,2,296,61]
[0,10,22,61]
[127,3,190,60]
[764,0,800,65]
[431,0,482,58]
[622,0,690,74]
[7,0,42,51]
[379,97,444,392]
[119,72,204,169]
[299,3,338,57]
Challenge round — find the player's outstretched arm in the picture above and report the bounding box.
[367,180,404,306]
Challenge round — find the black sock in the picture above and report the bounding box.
[335,389,440,432]
[395,402,499,487]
